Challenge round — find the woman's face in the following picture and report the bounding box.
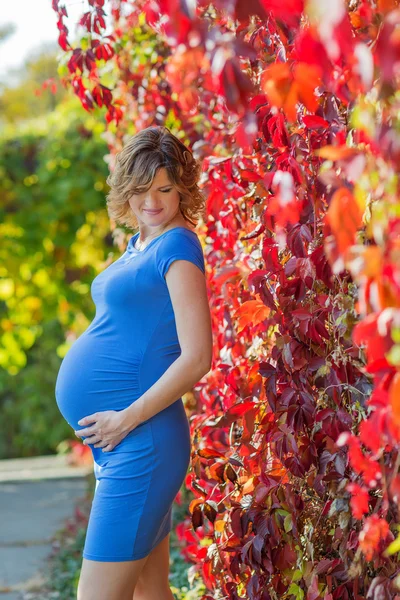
[127,167,181,229]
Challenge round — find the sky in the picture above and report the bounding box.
[0,0,112,85]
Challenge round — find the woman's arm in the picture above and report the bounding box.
[122,258,213,430]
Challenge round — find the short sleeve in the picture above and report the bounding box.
[156,230,206,279]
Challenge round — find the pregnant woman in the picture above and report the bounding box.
[55,125,213,599]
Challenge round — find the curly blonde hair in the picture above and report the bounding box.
[105,126,206,231]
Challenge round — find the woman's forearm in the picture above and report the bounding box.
[122,355,210,430]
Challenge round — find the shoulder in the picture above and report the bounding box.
[158,227,203,251]
[165,226,199,238]
[155,227,205,278]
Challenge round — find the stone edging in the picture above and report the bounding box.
[0,454,93,482]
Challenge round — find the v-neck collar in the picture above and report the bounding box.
[127,226,196,255]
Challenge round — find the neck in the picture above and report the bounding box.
[137,214,186,242]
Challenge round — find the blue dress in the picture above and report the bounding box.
[55,226,206,561]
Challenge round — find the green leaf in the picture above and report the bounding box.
[385,534,400,556]
[288,583,304,600]
[292,569,302,582]
[386,344,400,367]
[284,513,293,533]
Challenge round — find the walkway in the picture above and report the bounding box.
[0,455,92,599]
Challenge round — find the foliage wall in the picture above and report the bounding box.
[0,97,111,457]
[52,1,400,599]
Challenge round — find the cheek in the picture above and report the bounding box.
[128,197,141,212]
[169,192,181,206]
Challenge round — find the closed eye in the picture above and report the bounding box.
[161,188,172,193]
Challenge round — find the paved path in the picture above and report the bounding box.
[0,455,92,599]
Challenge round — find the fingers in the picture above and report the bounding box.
[75,425,103,440]
[75,428,95,437]
[83,436,101,445]
[82,436,114,450]
[93,440,109,448]
[83,437,112,449]
[80,433,111,447]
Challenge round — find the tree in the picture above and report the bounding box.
[0,45,68,125]
[0,22,17,44]
[0,97,110,457]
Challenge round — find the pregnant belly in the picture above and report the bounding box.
[55,331,142,430]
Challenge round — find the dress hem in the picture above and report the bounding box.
[82,526,171,562]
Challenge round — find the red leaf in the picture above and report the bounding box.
[389,372,400,427]
[302,115,330,130]
[359,417,382,454]
[347,483,370,519]
[191,505,203,530]
[359,515,390,560]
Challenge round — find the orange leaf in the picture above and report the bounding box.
[347,246,382,278]
[198,447,226,459]
[293,63,322,113]
[378,0,398,12]
[234,299,270,332]
[261,62,321,121]
[261,62,291,83]
[214,519,226,533]
[242,476,256,494]
[189,498,204,514]
[326,187,364,254]
[283,80,299,122]
[315,145,359,160]
[260,63,292,111]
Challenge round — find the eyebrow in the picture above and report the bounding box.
[157,184,172,189]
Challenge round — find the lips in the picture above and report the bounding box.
[144,209,162,214]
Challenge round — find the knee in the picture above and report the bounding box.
[77,580,102,600]
[77,582,94,600]
[78,579,130,600]
[78,587,133,600]
[133,579,150,598]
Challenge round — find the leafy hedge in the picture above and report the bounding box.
[0,97,113,457]
[37,1,400,597]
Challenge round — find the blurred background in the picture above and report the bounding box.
[0,0,117,460]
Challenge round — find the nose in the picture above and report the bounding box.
[144,191,161,207]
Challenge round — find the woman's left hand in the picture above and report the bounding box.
[74,410,132,452]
